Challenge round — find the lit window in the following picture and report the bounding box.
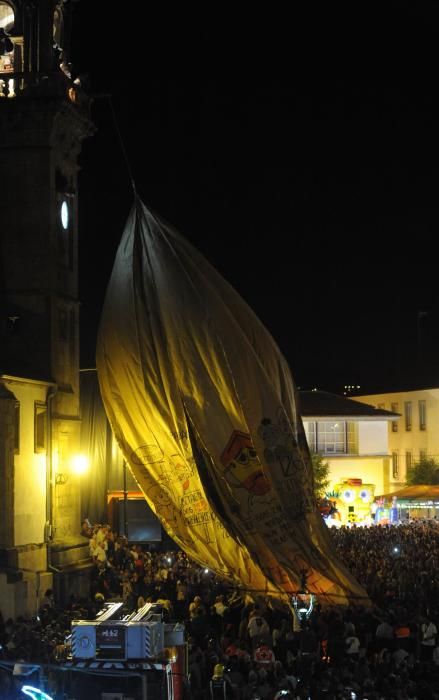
[61,200,69,230]
[419,400,426,431]
[0,2,14,78]
[317,421,346,454]
[404,402,412,431]
[53,6,64,49]
[392,452,399,479]
[391,402,399,432]
[57,195,74,269]
[0,2,14,32]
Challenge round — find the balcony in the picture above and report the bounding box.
[0,70,90,114]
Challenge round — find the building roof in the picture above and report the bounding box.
[299,390,399,420]
[356,384,439,398]
[376,485,439,500]
[344,381,439,396]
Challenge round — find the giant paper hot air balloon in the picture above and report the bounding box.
[97,197,369,606]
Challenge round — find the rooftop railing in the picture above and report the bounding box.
[0,70,90,112]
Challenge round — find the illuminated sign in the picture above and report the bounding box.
[21,686,53,700]
[96,625,126,648]
[399,501,439,507]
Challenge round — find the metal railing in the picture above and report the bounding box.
[0,70,89,108]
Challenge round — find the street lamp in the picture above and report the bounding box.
[55,454,89,485]
[71,454,89,475]
[292,568,315,626]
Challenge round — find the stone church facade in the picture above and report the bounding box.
[0,0,94,617]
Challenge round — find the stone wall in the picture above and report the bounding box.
[0,382,15,547]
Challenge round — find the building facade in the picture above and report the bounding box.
[356,387,439,487]
[0,0,93,616]
[299,391,398,505]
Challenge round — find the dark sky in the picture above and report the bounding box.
[72,4,439,394]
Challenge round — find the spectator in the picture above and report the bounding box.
[420,614,437,661]
[40,589,55,610]
[247,609,271,650]
[81,518,92,537]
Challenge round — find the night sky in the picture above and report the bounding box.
[71,5,439,394]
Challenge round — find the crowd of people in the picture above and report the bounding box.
[1,519,439,698]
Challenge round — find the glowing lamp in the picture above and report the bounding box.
[292,591,315,624]
[291,568,315,627]
[71,454,89,475]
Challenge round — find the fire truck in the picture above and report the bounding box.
[2,602,187,699]
[61,601,187,700]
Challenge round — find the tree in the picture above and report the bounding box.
[311,453,331,499]
[406,457,439,485]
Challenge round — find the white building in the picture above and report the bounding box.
[299,390,399,497]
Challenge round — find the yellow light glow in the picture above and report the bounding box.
[52,449,59,473]
[71,454,89,475]
[35,453,47,495]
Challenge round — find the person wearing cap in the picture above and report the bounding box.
[93,592,105,615]
[209,663,234,699]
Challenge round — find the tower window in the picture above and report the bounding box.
[61,200,69,229]
[0,2,14,77]
[57,195,73,269]
[53,7,64,52]
[0,2,14,33]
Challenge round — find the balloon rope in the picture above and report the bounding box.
[108,96,137,197]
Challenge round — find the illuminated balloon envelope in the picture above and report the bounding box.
[97,197,369,606]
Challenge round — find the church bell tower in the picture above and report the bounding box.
[0,0,94,606]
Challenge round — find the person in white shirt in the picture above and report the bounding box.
[420,616,438,661]
[247,610,271,649]
[345,633,361,659]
